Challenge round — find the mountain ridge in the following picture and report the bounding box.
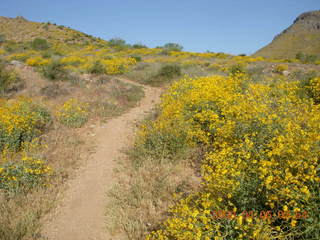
[253,10,320,59]
[0,16,105,45]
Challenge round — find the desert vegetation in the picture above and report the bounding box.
[0,27,146,239]
[0,13,319,240]
[143,73,320,239]
[108,62,320,239]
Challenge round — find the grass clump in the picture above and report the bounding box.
[40,83,69,98]
[40,59,68,81]
[126,63,183,86]
[109,80,144,108]
[88,60,106,74]
[145,64,182,86]
[89,79,144,120]
[106,112,199,240]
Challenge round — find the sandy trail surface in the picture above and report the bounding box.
[42,79,162,240]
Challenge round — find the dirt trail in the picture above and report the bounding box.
[42,79,162,240]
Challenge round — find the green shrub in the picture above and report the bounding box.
[163,43,183,52]
[305,54,318,64]
[296,52,304,61]
[145,64,182,86]
[292,70,317,82]
[88,60,106,74]
[132,43,147,49]
[41,50,54,59]
[296,52,318,64]
[157,64,181,79]
[295,70,318,100]
[0,34,6,44]
[130,54,142,62]
[40,59,68,81]
[95,75,111,85]
[306,76,320,104]
[31,38,49,51]
[4,41,29,53]
[229,64,246,75]
[108,38,128,50]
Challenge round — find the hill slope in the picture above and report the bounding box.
[253,10,320,59]
[0,16,105,45]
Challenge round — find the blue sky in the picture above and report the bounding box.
[1,0,319,54]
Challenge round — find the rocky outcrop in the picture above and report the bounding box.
[254,10,320,59]
[275,10,320,38]
[294,10,320,27]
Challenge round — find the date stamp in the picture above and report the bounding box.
[211,210,308,220]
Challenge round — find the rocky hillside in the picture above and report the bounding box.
[0,16,105,45]
[254,10,320,59]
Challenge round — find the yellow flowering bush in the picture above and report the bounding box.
[60,55,85,66]
[101,57,137,74]
[0,62,21,94]
[7,51,36,62]
[120,48,161,56]
[0,140,52,193]
[56,99,88,128]
[0,98,51,151]
[83,57,136,75]
[145,73,320,239]
[273,64,289,74]
[26,56,50,66]
[309,76,320,104]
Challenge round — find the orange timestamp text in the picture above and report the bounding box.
[211,210,309,220]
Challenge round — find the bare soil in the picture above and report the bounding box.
[41,79,162,240]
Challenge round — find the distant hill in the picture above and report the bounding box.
[253,10,320,59]
[0,16,106,45]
